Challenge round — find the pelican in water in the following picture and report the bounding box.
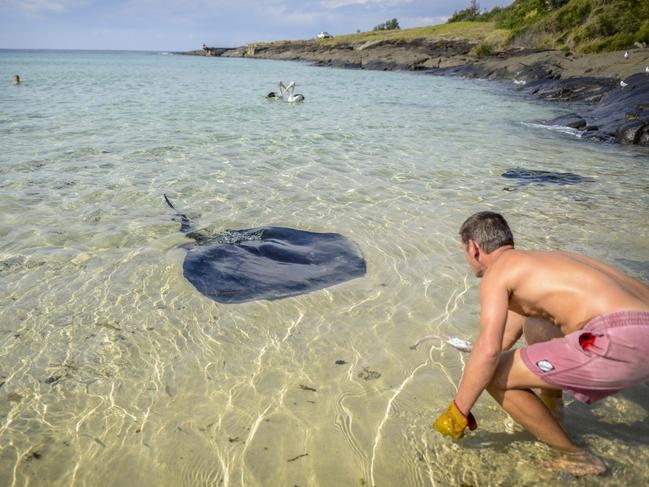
[285,81,305,103]
[266,81,289,100]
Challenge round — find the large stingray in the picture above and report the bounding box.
[164,195,367,304]
[502,168,593,186]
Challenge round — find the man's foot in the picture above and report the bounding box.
[544,449,606,477]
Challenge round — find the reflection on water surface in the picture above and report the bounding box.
[1,50,648,486]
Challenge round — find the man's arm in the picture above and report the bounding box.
[453,275,510,415]
[502,310,525,351]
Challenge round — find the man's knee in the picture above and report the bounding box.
[488,349,559,393]
[523,317,563,345]
[487,350,516,395]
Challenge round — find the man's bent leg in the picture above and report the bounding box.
[487,349,574,450]
[486,350,605,475]
[522,317,564,419]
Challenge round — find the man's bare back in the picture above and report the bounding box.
[486,249,649,334]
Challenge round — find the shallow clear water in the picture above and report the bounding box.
[1,50,649,486]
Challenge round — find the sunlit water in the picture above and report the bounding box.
[1,50,649,486]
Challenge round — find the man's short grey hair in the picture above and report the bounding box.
[459,211,514,253]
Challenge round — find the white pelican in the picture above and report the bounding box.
[285,81,305,103]
[266,81,288,100]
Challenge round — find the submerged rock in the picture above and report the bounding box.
[546,113,587,129]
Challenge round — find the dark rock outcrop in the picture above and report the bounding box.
[524,77,618,103]
[535,73,649,145]
[546,113,587,129]
[175,47,230,57]
[221,38,476,72]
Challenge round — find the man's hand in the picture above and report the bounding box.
[433,401,478,439]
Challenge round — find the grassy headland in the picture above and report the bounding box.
[247,0,647,56]
[454,0,649,53]
[247,21,509,58]
[317,22,509,48]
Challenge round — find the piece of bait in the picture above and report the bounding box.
[410,334,472,352]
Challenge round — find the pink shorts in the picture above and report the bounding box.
[521,311,649,404]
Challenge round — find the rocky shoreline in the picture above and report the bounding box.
[197,40,649,146]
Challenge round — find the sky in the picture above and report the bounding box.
[0,0,513,51]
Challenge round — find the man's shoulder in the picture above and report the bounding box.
[485,249,540,281]
[498,248,561,263]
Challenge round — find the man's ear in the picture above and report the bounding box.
[468,240,480,259]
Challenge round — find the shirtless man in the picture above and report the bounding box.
[433,211,649,475]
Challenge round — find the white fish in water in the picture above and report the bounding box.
[410,334,473,352]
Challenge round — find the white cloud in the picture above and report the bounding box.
[400,15,449,27]
[263,4,335,26]
[4,0,89,13]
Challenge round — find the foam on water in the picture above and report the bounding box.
[523,121,585,138]
[1,50,649,486]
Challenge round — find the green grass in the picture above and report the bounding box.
[251,22,509,50]
[475,0,649,52]
[251,1,648,54]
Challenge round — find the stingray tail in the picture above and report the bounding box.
[163,194,194,234]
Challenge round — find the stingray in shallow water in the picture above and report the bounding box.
[164,195,367,304]
[502,168,594,186]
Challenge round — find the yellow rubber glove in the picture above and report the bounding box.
[433,401,478,439]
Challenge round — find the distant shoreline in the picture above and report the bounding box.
[184,41,649,147]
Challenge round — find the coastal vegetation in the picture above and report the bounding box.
[315,21,510,47]
[256,0,646,54]
[451,0,649,53]
[373,18,400,31]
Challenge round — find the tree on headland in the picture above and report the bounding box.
[448,0,481,23]
[373,18,400,31]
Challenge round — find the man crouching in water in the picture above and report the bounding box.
[433,211,649,475]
